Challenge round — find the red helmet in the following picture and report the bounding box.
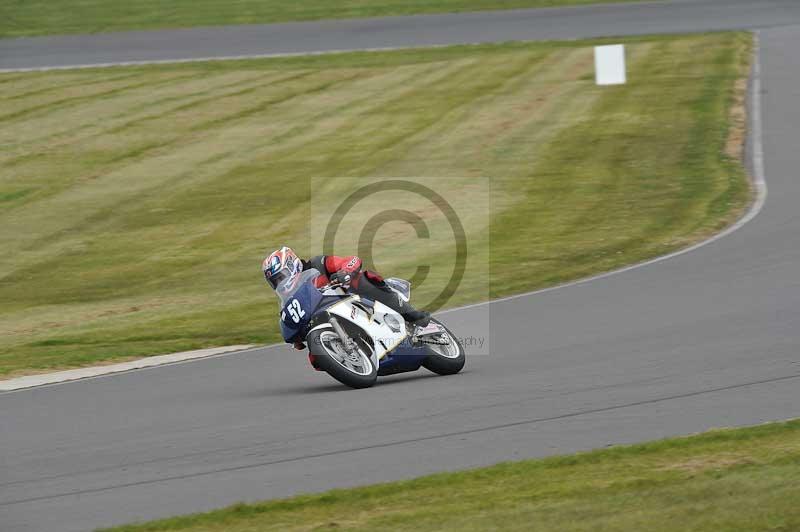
[262,246,302,290]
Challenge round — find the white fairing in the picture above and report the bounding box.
[325,296,408,362]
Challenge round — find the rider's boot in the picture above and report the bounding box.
[403,308,430,327]
[399,300,430,327]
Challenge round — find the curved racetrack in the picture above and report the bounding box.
[3,1,800,530]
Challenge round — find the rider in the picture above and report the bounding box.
[262,246,431,349]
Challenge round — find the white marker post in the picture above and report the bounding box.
[594,44,626,85]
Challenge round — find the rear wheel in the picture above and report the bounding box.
[421,318,465,376]
[307,328,378,389]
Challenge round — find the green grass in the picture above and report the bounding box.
[1,0,646,38]
[0,33,752,377]
[102,419,800,531]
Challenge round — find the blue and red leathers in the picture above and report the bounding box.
[300,255,429,325]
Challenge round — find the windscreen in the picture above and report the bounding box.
[276,268,321,306]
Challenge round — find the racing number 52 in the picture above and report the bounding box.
[282,299,306,324]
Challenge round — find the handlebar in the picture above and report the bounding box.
[318,280,346,292]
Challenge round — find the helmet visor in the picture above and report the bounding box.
[265,269,290,290]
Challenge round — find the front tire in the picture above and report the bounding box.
[307,328,378,389]
[421,318,465,376]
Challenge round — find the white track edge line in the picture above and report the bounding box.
[0,32,767,392]
[0,345,269,393]
[0,44,467,73]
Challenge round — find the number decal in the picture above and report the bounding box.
[285,299,306,323]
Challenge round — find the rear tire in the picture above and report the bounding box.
[421,319,465,376]
[307,328,378,389]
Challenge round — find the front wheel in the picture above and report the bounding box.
[307,328,378,389]
[421,318,465,376]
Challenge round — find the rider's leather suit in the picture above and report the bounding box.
[301,255,429,326]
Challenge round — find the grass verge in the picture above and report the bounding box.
[1,0,646,38]
[0,33,752,377]
[102,419,800,531]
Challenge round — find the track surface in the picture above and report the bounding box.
[2,0,800,71]
[2,3,800,531]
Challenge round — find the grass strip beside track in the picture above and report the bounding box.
[103,419,800,531]
[0,34,752,376]
[1,0,646,38]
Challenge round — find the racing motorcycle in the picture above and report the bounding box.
[278,269,465,388]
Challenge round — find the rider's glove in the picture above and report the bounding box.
[330,270,352,288]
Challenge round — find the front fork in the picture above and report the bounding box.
[328,316,356,354]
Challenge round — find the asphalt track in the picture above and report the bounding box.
[2,0,800,71]
[2,2,800,531]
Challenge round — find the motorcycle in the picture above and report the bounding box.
[278,268,465,388]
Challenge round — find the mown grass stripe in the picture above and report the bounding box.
[0,71,142,102]
[0,71,289,157]
[284,54,544,178]
[0,70,204,123]
[0,68,416,279]
[378,47,593,177]
[257,59,481,165]
[103,71,315,135]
